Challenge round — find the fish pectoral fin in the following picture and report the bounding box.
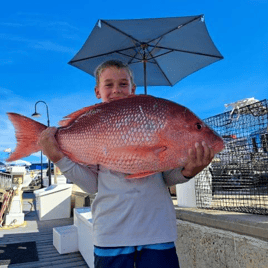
[125,171,158,179]
[135,145,167,157]
[113,145,167,157]
[152,146,167,156]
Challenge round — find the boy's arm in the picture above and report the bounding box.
[162,167,191,186]
[56,157,98,194]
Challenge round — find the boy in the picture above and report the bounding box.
[39,60,215,268]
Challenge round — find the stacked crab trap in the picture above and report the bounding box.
[195,99,268,215]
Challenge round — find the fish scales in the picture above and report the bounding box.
[57,96,168,172]
[6,95,224,179]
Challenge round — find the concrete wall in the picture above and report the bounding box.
[175,219,268,268]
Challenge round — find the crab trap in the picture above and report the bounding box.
[195,99,268,215]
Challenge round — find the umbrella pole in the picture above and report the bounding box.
[141,43,148,95]
[143,60,147,95]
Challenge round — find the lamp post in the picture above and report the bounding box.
[32,101,51,186]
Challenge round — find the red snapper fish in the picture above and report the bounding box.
[7,95,224,179]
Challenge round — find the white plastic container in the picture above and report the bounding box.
[42,177,49,188]
[54,175,67,184]
[9,166,26,175]
[74,207,94,268]
[42,175,67,187]
[53,225,78,254]
[176,178,196,207]
[34,184,73,221]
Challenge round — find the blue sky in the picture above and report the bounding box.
[0,0,267,163]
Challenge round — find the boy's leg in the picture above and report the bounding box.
[135,243,180,268]
[94,246,135,268]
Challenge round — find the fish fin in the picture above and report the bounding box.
[6,113,46,162]
[59,103,105,127]
[112,145,167,157]
[125,171,158,179]
[58,95,149,127]
[153,146,167,155]
[136,145,167,156]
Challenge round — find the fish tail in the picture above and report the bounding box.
[6,113,47,162]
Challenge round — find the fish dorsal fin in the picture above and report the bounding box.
[59,102,105,127]
[58,94,148,127]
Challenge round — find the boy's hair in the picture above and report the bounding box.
[94,60,135,87]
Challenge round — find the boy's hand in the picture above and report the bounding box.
[182,141,215,178]
[38,127,65,163]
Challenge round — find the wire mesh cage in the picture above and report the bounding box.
[195,99,268,215]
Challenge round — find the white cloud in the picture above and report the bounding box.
[0,33,76,54]
[0,16,80,32]
[31,40,76,54]
[0,15,82,57]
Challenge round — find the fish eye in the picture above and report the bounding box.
[195,123,202,130]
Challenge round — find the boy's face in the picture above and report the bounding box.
[95,67,136,103]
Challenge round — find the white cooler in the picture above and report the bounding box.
[176,178,196,207]
[34,184,73,221]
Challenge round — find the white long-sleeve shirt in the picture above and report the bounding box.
[56,157,190,247]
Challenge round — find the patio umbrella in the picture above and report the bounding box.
[69,15,223,94]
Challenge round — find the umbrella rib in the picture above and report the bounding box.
[69,46,142,63]
[101,20,141,44]
[122,48,173,86]
[153,64,173,86]
[102,16,203,46]
[115,48,172,86]
[116,51,162,63]
[148,45,223,59]
[118,42,173,86]
[147,36,163,56]
[130,39,145,62]
[127,50,140,65]
[147,50,173,60]
[146,49,173,86]
[116,51,143,61]
[148,15,203,44]
[142,42,173,86]
[99,20,167,63]
[69,45,222,64]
